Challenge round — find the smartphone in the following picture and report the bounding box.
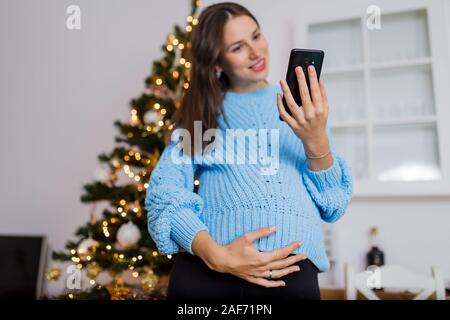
[279,48,325,121]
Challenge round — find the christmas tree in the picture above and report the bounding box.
[47,0,203,300]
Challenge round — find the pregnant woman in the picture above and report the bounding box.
[145,1,353,302]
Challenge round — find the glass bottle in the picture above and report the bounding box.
[367,226,385,267]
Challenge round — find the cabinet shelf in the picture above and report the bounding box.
[353,180,450,197]
[322,64,364,75]
[330,121,367,129]
[322,57,433,75]
[370,57,432,70]
[300,1,450,196]
[330,116,437,129]
[373,116,436,126]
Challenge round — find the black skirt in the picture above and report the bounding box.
[166,252,321,302]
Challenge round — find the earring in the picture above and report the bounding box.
[216,70,222,79]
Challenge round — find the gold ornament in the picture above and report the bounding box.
[46,266,62,281]
[86,262,102,279]
[77,237,99,261]
[108,275,131,300]
[141,268,158,292]
[111,158,120,168]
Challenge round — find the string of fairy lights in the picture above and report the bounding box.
[46,2,207,299]
[62,3,204,289]
[117,7,202,189]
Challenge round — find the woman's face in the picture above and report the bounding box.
[218,15,269,91]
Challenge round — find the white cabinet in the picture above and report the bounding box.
[294,0,450,196]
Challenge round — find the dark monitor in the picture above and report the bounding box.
[0,235,47,299]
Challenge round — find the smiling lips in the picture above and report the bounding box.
[250,58,266,72]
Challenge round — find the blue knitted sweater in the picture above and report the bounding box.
[145,83,353,272]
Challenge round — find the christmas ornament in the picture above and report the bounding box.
[129,112,139,126]
[46,266,62,281]
[86,262,102,279]
[141,268,158,292]
[108,275,131,300]
[144,110,163,124]
[77,237,99,259]
[116,221,141,248]
[111,157,120,168]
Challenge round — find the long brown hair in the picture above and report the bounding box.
[171,2,260,156]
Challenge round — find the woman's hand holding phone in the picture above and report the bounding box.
[277,65,331,162]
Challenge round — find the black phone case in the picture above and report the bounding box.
[280,49,324,121]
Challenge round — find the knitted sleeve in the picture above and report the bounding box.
[301,129,353,223]
[144,140,208,255]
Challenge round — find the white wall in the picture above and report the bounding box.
[1,0,449,295]
[0,0,192,295]
[0,0,192,247]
